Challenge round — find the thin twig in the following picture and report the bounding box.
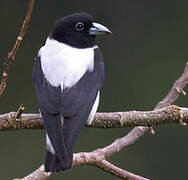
[0,0,35,97]
[114,60,188,170]
[15,105,25,119]
[94,160,149,180]
[156,61,188,109]
[73,151,149,180]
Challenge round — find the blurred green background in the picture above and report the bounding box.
[1,0,188,179]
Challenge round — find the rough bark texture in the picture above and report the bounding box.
[1,0,188,180]
[0,105,186,131]
[13,60,188,180]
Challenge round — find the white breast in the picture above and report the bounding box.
[39,38,95,88]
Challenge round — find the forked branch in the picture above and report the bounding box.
[14,61,188,180]
[2,1,188,180]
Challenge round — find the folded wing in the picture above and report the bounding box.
[32,47,104,172]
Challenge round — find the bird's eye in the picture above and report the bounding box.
[75,22,84,31]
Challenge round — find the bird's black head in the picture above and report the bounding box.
[50,13,112,48]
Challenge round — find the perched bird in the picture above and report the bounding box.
[32,13,111,173]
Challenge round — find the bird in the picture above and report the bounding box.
[32,12,112,173]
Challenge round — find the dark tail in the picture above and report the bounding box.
[40,110,73,173]
[44,150,73,173]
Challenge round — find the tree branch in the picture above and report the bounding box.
[155,62,188,109]
[14,165,51,180]
[0,105,187,131]
[94,160,149,180]
[4,2,188,179]
[8,60,188,180]
[14,149,150,180]
[9,104,188,180]
[124,60,188,147]
[0,0,35,97]
[73,152,149,180]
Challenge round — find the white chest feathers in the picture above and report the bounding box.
[39,38,95,88]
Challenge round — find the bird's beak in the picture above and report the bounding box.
[89,22,112,35]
